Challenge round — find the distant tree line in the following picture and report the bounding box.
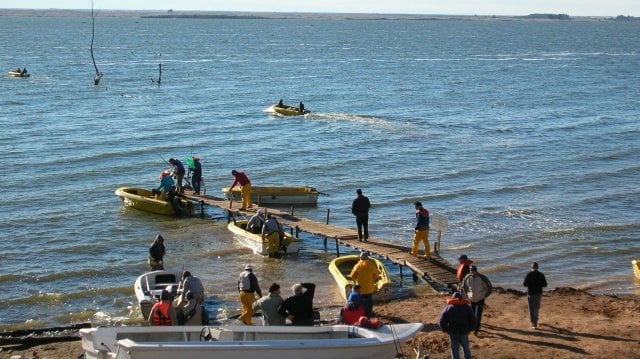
[614,15,639,21]
[522,13,571,20]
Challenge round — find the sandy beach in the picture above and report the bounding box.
[4,286,639,359]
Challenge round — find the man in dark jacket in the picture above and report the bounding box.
[148,234,165,271]
[278,283,315,326]
[523,262,548,329]
[438,292,476,359]
[351,189,371,242]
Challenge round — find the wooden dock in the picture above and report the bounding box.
[186,193,459,290]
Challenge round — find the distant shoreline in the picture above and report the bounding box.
[0,8,638,21]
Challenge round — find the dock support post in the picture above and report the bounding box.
[290,206,294,216]
[335,238,340,256]
[200,200,205,218]
[323,209,330,248]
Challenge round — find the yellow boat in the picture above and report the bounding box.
[272,104,310,116]
[115,187,194,217]
[222,185,320,205]
[328,254,392,302]
[633,260,640,279]
[227,219,300,256]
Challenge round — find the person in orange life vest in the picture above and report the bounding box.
[411,201,431,258]
[230,170,252,210]
[349,252,381,318]
[148,289,177,326]
[338,284,366,325]
[238,264,262,325]
[457,254,473,283]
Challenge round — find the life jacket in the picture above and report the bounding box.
[342,302,365,325]
[151,302,172,326]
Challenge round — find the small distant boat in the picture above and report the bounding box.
[227,219,300,256]
[115,187,194,216]
[633,260,640,279]
[328,255,392,302]
[133,270,179,320]
[8,70,29,77]
[272,103,310,116]
[222,185,320,205]
[80,323,424,359]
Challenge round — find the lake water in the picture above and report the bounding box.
[1,15,639,329]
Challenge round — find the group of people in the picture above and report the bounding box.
[151,156,203,215]
[275,99,305,113]
[439,255,548,359]
[238,264,317,326]
[148,270,209,326]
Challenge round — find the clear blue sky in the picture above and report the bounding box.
[8,1,640,17]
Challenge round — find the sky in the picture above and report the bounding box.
[7,1,640,17]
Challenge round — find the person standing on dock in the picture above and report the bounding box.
[351,188,371,242]
[230,169,252,210]
[190,157,202,195]
[523,262,547,330]
[148,234,166,271]
[169,158,186,194]
[349,252,380,318]
[411,201,431,258]
[238,264,262,325]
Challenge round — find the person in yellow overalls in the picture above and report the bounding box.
[230,170,252,210]
[411,201,431,258]
[237,264,262,325]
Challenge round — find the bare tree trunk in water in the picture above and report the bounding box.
[91,1,103,86]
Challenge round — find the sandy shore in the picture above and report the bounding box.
[3,287,639,359]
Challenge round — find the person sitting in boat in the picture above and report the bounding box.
[338,285,366,325]
[276,99,284,108]
[277,282,316,326]
[153,171,176,201]
[177,291,209,325]
[21,67,27,75]
[247,208,266,234]
[148,234,166,271]
[262,214,284,255]
[148,289,178,326]
[299,101,305,113]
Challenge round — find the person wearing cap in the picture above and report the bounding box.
[148,289,178,326]
[411,201,431,258]
[252,283,286,326]
[154,171,176,201]
[278,282,316,326]
[247,208,266,234]
[190,157,202,195]
[351,188,371,242]
[456,255,473,283]
[349,251,381,318]
[178,270,205,305]
[229,170,252,210]
[148,234,166,271]
[438,292,476,359]
[238,264,262,325]
[461,265,491,335]
[523,262,548,330]
[168,158,186,194]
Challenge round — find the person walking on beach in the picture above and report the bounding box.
[411,201,431,258]
[439,292,476,359]
[462,265,492,335]
[230,169,252,210]
[278,282,316,326]
[523,262,547,330]
[148,234,166,271]
[168,158,186,194]
[457,255,473,283]
[252,283,286,326]
[351,188,371,242]
[349,251,381,318]
[238,264,262,325]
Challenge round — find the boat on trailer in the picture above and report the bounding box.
[80,323,423,359]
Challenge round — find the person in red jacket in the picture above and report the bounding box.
[148,290,177,326]
[230,170,252,210]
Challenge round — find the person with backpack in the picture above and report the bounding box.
[461,265,492,336]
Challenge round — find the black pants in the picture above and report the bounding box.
[356,215,369,240]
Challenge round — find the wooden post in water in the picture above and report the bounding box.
[200,200,204,218]
[335,238,340,256]
[323,209,330,248]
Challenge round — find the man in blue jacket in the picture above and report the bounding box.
[439,292,476,359]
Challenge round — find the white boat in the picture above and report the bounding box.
[133,270,179,320]
[227,219,300,256]
[222,185,320,205]
[80,323,423,359]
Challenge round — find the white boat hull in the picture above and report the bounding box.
[133,271,178,320]
[80,323,423,359]
[228,220,300,256]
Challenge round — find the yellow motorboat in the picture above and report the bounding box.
[115,187,194,217]
[328,254,392,302]
[272,104,310,116]
[633,260,640,279]
[227,219,300,256]
[222,185,320,205]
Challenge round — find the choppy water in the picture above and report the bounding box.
[1,15,639,329]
